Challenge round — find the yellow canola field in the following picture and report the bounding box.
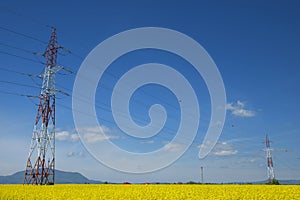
[0,184,300,200]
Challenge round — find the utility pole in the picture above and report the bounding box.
[23,28,62,185]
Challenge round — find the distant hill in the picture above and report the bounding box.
[1,171,299,185]
[252,180,300,185]
[0,170,103,184]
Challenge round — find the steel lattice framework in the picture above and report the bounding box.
[24,28,62,185]
[266,134,275,183]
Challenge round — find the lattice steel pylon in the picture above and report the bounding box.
[24,28,62,185]
[266,134,275,183]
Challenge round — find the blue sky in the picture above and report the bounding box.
[0,0,299,183]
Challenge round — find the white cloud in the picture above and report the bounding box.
[226,100,255,117]
[67,151,85,157]
[56,131,70,141]
[140,140,154,144]
[197,140,213,150]
[201,141,238,156]
[56,126,117,144]
[83,132,112,144]
[56,131,80,142]
[197,143,206,149]
[79,126,118,144]
[163,142,185,153]
[214,150,238,156]
[259,163,265,168]
[197,140,238,156]
[70,134,80,142]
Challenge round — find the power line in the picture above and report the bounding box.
[56,101,197,147]
[0,77,186,146]
[0,85,198,147]
[63,49,188,113]
[0,17,196,117]
[1,8,84,59]
[0,65,180,120]
[2,23,268,172]
[0,7,52,30]
[0,66,42,89]
[0,82,292,174]
[0,26,210,145]
[0,42,40,55]
[0,60,206,147]
[0,66,34,76]
[0,89,31,97]
[0,84,271,156]
[0,74,179,134]
[0,50,45,64]
[0,80,40,89]
[0,63,208,144]
[0,26,47,44]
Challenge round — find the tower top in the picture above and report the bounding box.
[44,28,60,68]
[266,134,270,148]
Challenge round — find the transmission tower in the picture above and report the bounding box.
[200,166,204,184]
[24,28,62,185]
[266,134,275,183]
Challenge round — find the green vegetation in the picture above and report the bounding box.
[266,179,280,185]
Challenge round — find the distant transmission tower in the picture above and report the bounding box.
[200,166,204,184]
[24,28,62,185]
[266,134,275,183]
